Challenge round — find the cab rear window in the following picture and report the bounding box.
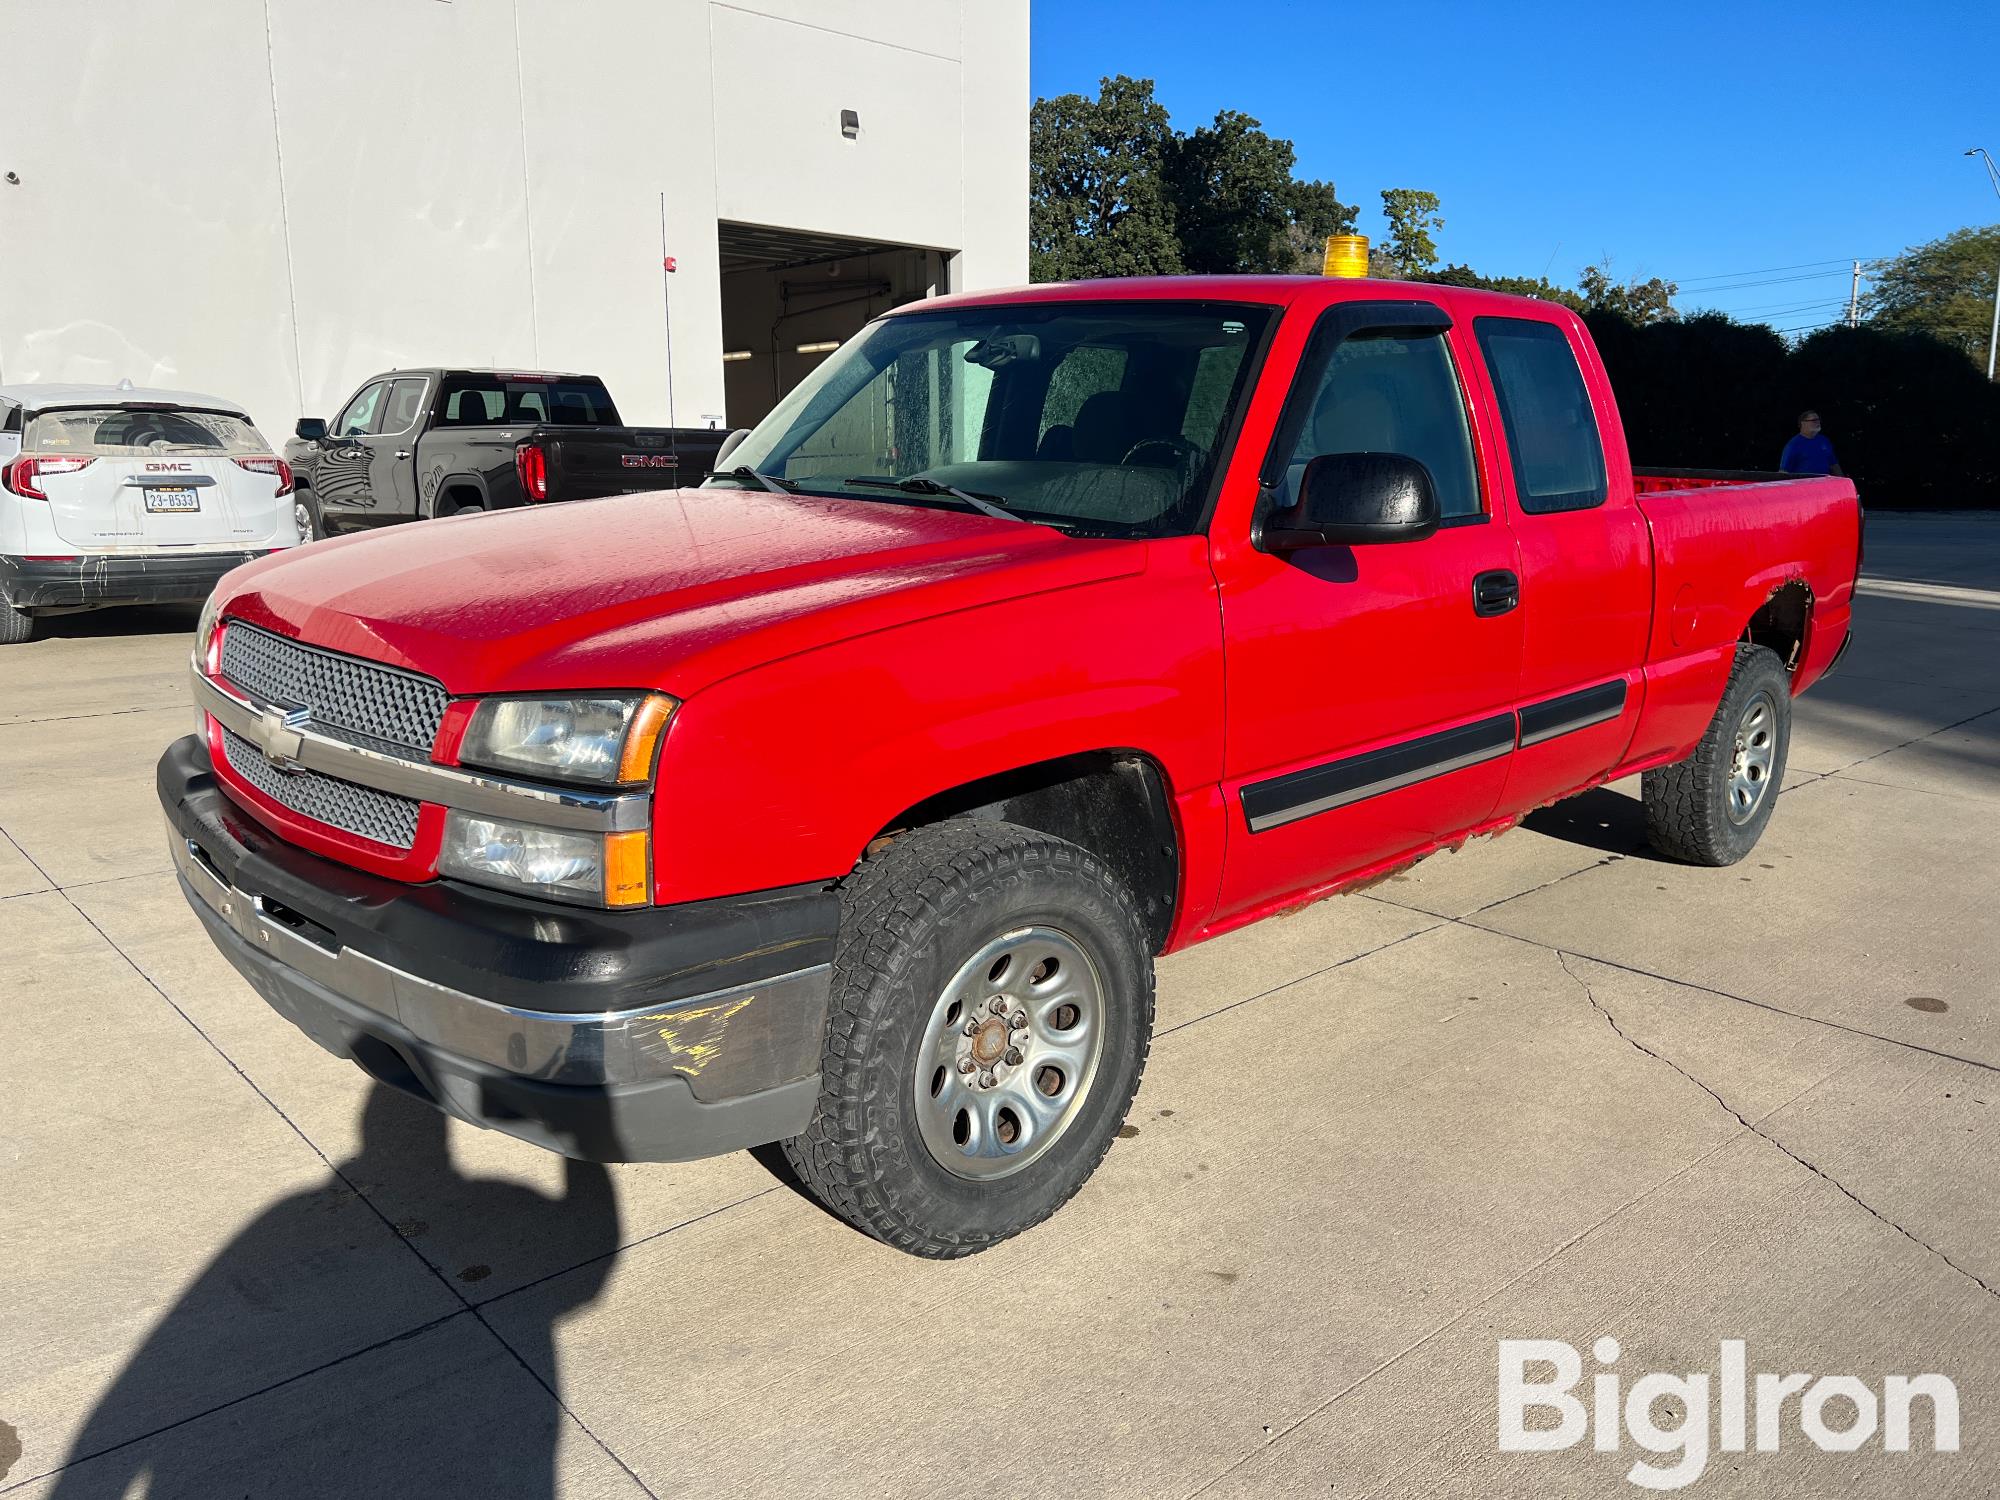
[26,407,270,457]
[437,378,620,427]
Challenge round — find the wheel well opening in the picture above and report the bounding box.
[877,752,1180,953]
[440,483,485,515]
[1744,580,1812,674]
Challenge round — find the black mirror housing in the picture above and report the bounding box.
[1261,451,1441,549]
[295,417,328,442]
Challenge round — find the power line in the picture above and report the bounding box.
[1670,256,1861,284]
[1692,297,1848,319]
[1677,268,1861,295]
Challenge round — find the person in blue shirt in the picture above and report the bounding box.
[1780,410,1843,476]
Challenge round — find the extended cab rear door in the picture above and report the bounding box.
[1208,295,1525,924]
[1463,313,1652,816]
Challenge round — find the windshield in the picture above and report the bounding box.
[711,300,1275,536]
[26,407,270,456]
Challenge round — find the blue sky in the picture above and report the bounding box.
[1029,1,2000,332]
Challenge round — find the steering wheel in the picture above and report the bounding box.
[1121,436,1203,470]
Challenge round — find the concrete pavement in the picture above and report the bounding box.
[2,513,1996,1497]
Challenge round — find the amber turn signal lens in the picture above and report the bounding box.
[618,693,677,784]
[603,830,651,908]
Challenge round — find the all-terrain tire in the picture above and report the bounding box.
[782,819,1154,1258]
[1643,643,1792,866]
[0,595,35,645]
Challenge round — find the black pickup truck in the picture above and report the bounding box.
[284,369,726,540]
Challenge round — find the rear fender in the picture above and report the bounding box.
[423,472,490,519]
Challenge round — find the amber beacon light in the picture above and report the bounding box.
[1322,234,1369,278]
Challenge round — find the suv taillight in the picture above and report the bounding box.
[233,456,294,496]
[516,443,548,502]
[3,454,95,500]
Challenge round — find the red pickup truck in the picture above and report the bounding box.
[159,276,1860,1258]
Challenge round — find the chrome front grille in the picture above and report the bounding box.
[219,622,448,756]
[220,727,420,850]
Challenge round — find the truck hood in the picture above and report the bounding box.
[215,488,1144,696]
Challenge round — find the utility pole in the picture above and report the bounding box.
[1847,260,1861,328]
[1966,149,2000,380]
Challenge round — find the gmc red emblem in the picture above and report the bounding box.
[619,454,679,468]
[146,461,195,472]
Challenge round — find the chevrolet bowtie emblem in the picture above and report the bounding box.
[254,705,310,772]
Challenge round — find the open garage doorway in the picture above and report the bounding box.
[718,222,948,427]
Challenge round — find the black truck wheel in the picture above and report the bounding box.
[293,489,324,543]
[783,819,1154,1258]
[1643,643,1792,866]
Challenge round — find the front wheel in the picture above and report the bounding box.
[1643,643,1792,865]
[783,819,1154,1258]
[293,490,325,543]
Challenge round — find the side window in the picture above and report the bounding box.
[1036,345,1127,460]
[1284,330,1481,519]
[443,384,503,425]
[1474,318,1607,513]
[380,377,429,434]
[335,382,388,437]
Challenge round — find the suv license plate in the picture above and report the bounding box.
[145,488,201,513]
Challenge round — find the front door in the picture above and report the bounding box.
[1210,298,1524,924]
[318,375,427,528]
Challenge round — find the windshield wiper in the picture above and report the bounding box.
[839,475,1049,528]
[709,465,801,495]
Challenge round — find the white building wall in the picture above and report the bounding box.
[0,0,1027,440]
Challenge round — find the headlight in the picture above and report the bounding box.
[437,811,651,908]
[194,592,224,672]
[459,692,676,786]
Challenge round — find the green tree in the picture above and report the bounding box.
[1862,225,2000,367]
[1029,78,1354,281]
[1579,261,1678,325]
[1379,188,1443,277]
[1166,110,1354,273]
[1028,76,1182,282]
[1423,263,1586,313]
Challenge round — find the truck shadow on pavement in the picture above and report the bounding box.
[43,1086,618,1499]
[1518,784,1655,857]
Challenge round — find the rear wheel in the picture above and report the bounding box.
[783,819,1154,1258]
[0,595,35,645]
[1643,644,1792,865]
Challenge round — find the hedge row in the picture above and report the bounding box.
[1585,312,2000,509]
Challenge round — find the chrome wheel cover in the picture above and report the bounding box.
[1727,689,1778,824]
[913,925,1107,1181]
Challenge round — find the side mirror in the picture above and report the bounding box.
[295,417,327,442]
[1261,452,1440,550]
[713,428,752,468]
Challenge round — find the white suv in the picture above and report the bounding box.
[0,384,300,644]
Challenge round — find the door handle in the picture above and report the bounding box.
[393,450,412,460]
[1472,569,1520,617]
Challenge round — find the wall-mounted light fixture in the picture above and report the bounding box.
[721,350,752,362]
[840,109,860,140]
[796,341,840,355]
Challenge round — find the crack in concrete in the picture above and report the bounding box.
[1555,949,2000,1305]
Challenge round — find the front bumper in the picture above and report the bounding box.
[0,549,281,611]
[159,734,835,1162]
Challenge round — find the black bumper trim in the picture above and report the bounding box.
[0,549,278,609]
[157,734,839,1015]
